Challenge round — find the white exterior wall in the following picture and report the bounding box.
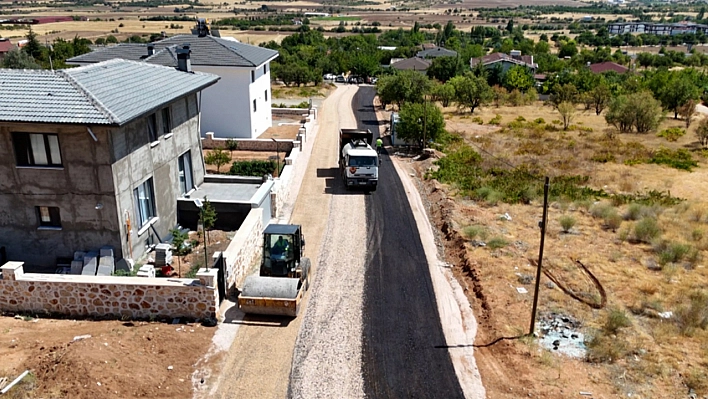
[195,63,273,139]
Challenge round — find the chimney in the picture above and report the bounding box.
[177,44,192,73]
[147,43,155,56]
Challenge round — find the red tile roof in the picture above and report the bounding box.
[588,61,629,74]
[0,39,14,53]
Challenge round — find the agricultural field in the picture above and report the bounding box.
[404,99,708,398]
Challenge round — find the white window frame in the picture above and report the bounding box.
[178,151,194,196]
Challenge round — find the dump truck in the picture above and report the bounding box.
[339,128,379,192]
[238,224,310,317]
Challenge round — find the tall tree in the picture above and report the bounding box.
[659,73,701,119]
[427,56,463,82]
[23,27,43,60]
[2,49,40,69]
[397,101,446,148]
[502,65,535,92]
[449,72,493,113]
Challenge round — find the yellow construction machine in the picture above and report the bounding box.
[238,224,310,317]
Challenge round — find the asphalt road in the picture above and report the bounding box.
[354,87,466,398]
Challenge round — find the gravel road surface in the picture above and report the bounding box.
[354,87,467,398]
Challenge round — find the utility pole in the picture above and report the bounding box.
[422,94,427,150]
[529,177,550,336]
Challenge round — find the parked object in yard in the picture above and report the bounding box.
[238,224,310,317]
[339,128,379,192]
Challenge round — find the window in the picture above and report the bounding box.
[178,151,194,195]
[147,113,158,142]
[263,65,267,74]
[253,99,257,112]
[12,132,62,167]
[161,107,172,134]
[251,70,255,83]
[133,178,156,228]
[264,90,268,101]
[36,206,61,228]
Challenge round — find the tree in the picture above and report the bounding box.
[199,197,217,246]
[679,99,697,128]
[205,148,231,173]
[427,56,463,82]
[605,91,663,133]
[397,101,445,148]
[589,82,612,115]
[696,118,708,147]
[506,19,514,33]
[2,49,40,69]
[23,27,43,60]
[375,71,431,109]
[549,83,578,108]
[449,72,493,113]
[492,85,508,108]
[659,73,700,119]
[225,139,238,157]
[430,81,456,107]
[502,65,534,92]
[557,102,576,130]
[558,41,578,58]
[170,228,190,278]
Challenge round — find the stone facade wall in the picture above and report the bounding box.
[272,107,310,118]
[0,262,218,320]
[221,208,264,289]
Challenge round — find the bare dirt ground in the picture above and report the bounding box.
[0,316,215,398]
[386,100,708,398]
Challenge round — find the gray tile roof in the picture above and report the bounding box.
[416,47,458,58]
[0,59,219,125]
[68,35,279,68]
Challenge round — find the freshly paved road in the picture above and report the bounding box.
[354,87,466,398]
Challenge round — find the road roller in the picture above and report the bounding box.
[237,224,310,317]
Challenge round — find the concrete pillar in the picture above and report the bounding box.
[196,268,218,288]
[0,261,24,281]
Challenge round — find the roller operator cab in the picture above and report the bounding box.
[261,224,306,278]
[339,128,379,192]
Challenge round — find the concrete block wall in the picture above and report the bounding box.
[221,208,264,289]
[202,134,295,153]
[0,261,218,320]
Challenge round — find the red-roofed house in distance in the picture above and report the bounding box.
[0,38,15,61]
[588,61,629,74]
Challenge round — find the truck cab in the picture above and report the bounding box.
[339,129,379,192]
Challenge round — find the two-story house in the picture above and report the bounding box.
[0,58,220,269]
[67,34,279,139]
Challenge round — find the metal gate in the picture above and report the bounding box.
[214,253,226,304]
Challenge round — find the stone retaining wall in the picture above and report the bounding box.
[202,134,296,152]
[0,262,219,320]
[272,107,310,117]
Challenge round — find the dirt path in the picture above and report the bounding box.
[200,85,358,399]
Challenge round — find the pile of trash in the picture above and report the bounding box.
[537,312,586,358]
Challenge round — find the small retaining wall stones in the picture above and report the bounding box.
[0,262,218,320]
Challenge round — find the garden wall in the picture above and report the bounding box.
[219,208,264,289]
[0,262,219,320]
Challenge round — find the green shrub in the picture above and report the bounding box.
[488,114,502,125]
[604,307,632,334]
[229,160,278,177]
[624,203,645,221]
[590,203,615,219]
[471,116,484,124]
[552,119,562,125]
[605,211,623,231]
[585,333,629,363]
[559,215,576,233]
[633,217,661,243]
[657,127,686,142]
[655,240,692,265]
[534,117,545,124]
[649,147,698,171]
[544,123,560,132]
[675,290,708,336]
[691,229,704,242]
[591,152,616,163]
[463,225,488,240]
[475,186,504,206]
[487,236,509,249]
[515,115,526,122]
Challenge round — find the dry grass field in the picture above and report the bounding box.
[407,100,708,398]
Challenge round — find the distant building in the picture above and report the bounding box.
[0,38,15,60]
[608,21,708,36]
[377,46,397,51]
[470,50,538,74]
[416,45,458,59]
[67,34,278,139]
[588,61,629,74]
[304,12,330,17]
[389,57,431,73]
